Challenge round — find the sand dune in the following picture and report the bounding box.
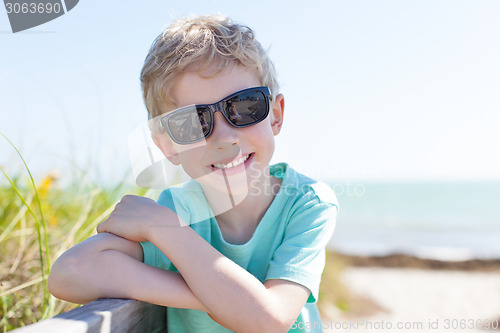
[323,267,500,332]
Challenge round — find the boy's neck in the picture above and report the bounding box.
[204,175,282,245]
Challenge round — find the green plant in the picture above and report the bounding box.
[0,132,153,330]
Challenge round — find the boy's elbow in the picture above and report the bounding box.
[246,311,293,333]
[48,255,75,297]
[47,271,66,300]
[265,313,294,333]
[220,309,291,333]
[48,253,90,303]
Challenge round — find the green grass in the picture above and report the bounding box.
[318,251,351,315]
[0,132,351,331]
[0,132,154,331]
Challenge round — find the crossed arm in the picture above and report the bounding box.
[48,195,310,333]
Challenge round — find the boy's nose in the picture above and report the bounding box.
[209,112,240,146]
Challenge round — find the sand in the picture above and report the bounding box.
[321,267,500,332]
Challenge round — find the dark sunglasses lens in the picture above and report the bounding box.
[225,90,268,126]
[167,107,212,143]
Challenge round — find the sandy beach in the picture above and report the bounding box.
[321,255,500,332]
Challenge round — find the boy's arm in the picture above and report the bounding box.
[48,231,305,332]
[97,195,311,333]
[147,226,310,333]
[48,232,208,312]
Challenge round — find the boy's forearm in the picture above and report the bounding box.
[98,250,209,311]
[49,237,207,311]
[148,226,288,332]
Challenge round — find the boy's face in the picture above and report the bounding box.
[153,65,284,197]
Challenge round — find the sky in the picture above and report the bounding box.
[1,0,500,187]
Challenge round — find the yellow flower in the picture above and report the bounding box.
[38,174,57,198]
[49,216,59,226]
[37,173,59,226]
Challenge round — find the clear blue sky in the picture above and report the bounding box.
[1,0,499,186]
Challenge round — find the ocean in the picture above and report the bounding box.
[327,181,500,261]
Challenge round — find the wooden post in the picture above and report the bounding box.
[11,299,167,333]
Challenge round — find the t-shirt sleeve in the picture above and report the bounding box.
[140,189,179,271]
[140,182,212,271]
[265,186,338,303]
[141,240,174,270]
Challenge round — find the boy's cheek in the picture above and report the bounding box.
[153,133,188,164]
[174,140,208,153]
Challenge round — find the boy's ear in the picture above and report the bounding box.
[271,94,285,136]
[152,133,181,166]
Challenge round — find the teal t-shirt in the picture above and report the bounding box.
[141,163,338,332]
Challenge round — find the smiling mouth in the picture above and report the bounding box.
[211,153,252,170]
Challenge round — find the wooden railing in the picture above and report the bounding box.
[11,299,167,333]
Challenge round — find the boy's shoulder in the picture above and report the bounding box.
[157,179,201,208]
[270,163,338,208]
[156,180,212,225]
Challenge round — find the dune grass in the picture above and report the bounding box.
[0,132,154,331]
[0,132,350,331]
[318,250,382,319]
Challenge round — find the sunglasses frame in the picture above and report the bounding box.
[158,86,272,145]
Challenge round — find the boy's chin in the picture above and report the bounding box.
[197,174,251,215]
[198,171,250,195]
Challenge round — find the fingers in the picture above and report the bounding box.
[96,196,131,233]
[96,219,107,233]
[97,203,119,234]
[120,194,136,203]
[95,194,160,239]
[95,195,142,234]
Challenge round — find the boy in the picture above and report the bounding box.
[48,15,338,332]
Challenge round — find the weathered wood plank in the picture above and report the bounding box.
[12,299,167,333]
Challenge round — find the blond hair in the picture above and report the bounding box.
[140,15,279,119]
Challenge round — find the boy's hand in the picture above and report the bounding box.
[97,195,183,242]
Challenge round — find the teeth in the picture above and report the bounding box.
[213,154,250,169]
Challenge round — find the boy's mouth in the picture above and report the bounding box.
[211,153,252,170]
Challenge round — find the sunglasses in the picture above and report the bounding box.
[158,86,271,144]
